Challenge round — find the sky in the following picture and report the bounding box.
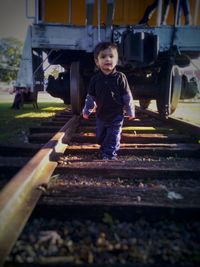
[0,0,33,40]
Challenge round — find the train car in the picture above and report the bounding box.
[16,0,200,116]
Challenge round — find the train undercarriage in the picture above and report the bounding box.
[15,0,200,117]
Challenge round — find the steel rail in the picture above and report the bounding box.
[136,106,200,136]
[0,115,80,266]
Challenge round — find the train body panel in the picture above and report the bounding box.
[16,0,200,116]
[40,0,200,26]
[30,23,200,52]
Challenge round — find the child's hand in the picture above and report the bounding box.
[83,114,89,120]
[128,116,136,120]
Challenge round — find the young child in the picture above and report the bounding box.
[82,42,135,160]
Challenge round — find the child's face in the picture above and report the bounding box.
[95,47,118,74]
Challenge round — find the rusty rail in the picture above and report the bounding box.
[0,115,80,266]
[137,106,200,136]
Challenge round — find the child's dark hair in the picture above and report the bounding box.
[94,42,118,59]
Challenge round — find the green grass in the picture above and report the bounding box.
[0,102,67,144]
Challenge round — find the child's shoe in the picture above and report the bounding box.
[109,156,117,160]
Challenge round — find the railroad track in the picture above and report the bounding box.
[0,107,200,267]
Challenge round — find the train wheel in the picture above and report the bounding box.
[156,64,181,117]
[139,99,151,110]
[70,61,85,114]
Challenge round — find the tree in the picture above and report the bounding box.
[0,38,23,83]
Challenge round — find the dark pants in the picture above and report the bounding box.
[96,115,124,158]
